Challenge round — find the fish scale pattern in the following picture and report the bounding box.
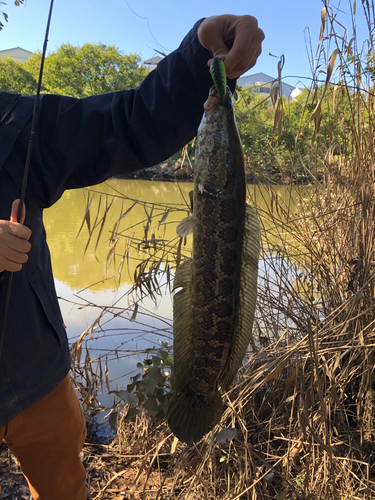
[167,86,260,444]
[190,87,246,395]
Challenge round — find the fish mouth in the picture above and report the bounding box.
[204,85,232,114]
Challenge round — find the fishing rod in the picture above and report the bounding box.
[0,0,55,360]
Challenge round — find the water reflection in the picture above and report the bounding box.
[45,179,296,291]
[45,179,193,291]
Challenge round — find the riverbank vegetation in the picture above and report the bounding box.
[2,1,375,498]
[0,45,328,184]
[66,2,375,498]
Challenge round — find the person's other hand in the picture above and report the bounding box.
[0,200,32,273]
[198,14,265,80]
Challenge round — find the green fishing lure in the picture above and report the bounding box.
[211,57,227,97]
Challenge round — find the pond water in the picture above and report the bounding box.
[44,178,295,417]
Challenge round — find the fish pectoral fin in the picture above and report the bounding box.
[176,216,194,238]
[198,182,222,198]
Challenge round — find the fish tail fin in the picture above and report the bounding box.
[167,388,224,444]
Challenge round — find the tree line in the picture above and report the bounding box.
[0,43,149,97]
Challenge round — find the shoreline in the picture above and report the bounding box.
[115,161,320,185]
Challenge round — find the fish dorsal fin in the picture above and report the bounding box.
[219,205,261,391]
[172,258,194,391]
[176,216,194,238]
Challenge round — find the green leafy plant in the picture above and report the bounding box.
[0,57,37,93]
[109,341,173,430]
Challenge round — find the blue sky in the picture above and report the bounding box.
[0,0,367,90]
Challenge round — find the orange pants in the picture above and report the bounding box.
[0,374,90,500]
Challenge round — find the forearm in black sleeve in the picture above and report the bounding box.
[14,19,235,208]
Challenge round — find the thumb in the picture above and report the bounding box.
[198,19,229,63]
[10,199,26,224]
[211,42,229,62]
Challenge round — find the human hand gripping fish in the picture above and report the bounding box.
[167,15,263,444]
[198,14,265,79]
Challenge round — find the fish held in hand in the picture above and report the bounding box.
[167,86,261,444]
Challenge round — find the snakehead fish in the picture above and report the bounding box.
[167,85,261,444]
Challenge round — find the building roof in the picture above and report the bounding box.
[143,56,163,65]
[0,46,33,55]
[0,47,34,63]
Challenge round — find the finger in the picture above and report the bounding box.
[225,26,265,79]
[198,19,229,59]
[7,236,32,254]
[0,221,32,246]
[10,199,26,224]
[0,255,26,273]
[0,238,30,272]
[1,246,29,265]
[0,227,31,253]
[226,39,264,79]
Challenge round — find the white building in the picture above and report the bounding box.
[0,47,33,63]
[142,56,163,71]
[237,72,296,99]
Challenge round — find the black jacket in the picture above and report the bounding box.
[0,20,234,426]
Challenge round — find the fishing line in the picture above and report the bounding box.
[123,0,171,54]
[123,0,198,57]
[0,0,55,360]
